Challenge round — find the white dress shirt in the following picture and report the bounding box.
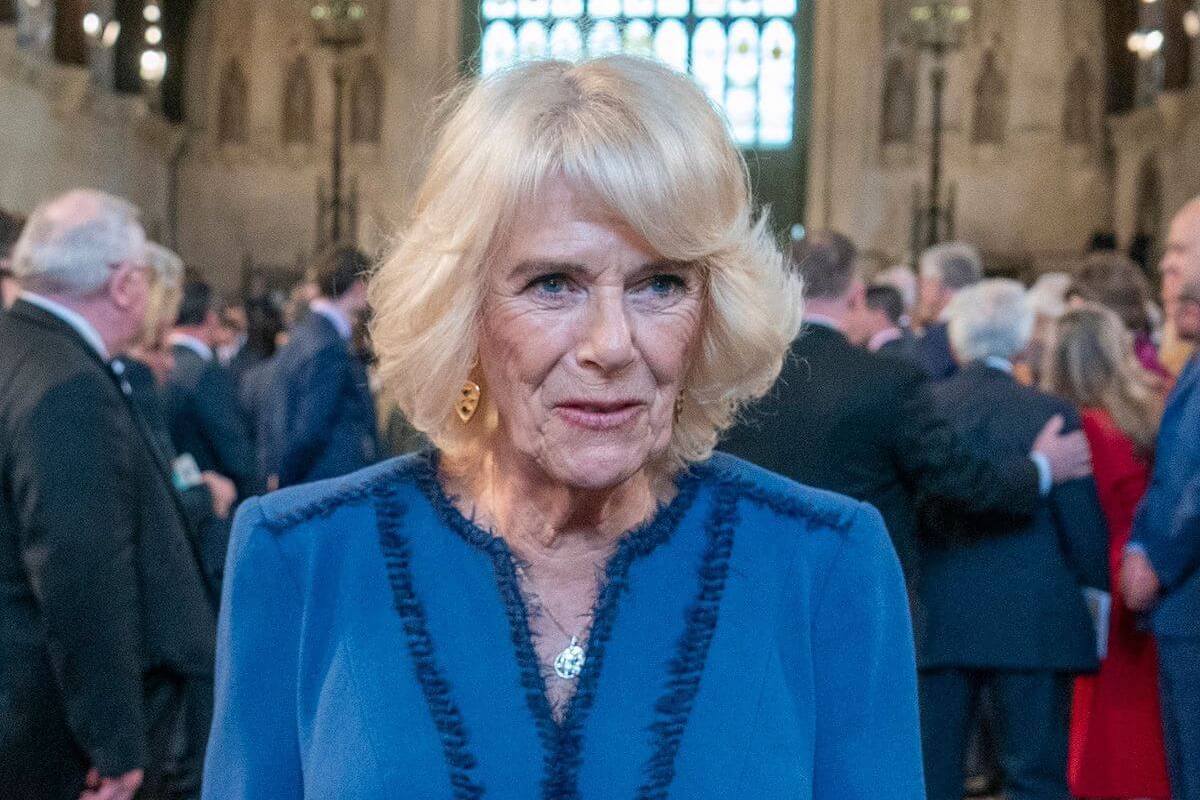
[19,291,109,360]
[310,299,353,341]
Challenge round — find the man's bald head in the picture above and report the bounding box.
[10,189,145,298]
[1161,196,1200,318]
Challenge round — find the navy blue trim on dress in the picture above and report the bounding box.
[375,452,839,799]
[635,479,739,800]
[374,480,487,800]
[410,450,704,800]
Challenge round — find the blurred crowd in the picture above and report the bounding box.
[1,188,1198,800]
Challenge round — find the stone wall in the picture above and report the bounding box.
[806,0,1112,270]
[0,0,462,292]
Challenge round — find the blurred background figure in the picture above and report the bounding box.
[0,189,215,800]
[856,282,918,361]
[265,246,380,488]
[876,263,918,320]
[722,231,1090,582]
[1017,271,1071,386]
[1121,196,1200,800]
[120,243,237,592]
[1068,250,1169,384]
[915,242,984,380]
[0,209,23,309]
[1159,199,1200,377]
[165,277,258,500]
[917,280,1109,800]
[1043,303,1170,800]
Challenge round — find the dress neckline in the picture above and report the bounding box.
[407,448,707,797]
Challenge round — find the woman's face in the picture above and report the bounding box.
[478,178,704,490]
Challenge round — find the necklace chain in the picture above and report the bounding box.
[514,564,589,681]
[515,564,581,639]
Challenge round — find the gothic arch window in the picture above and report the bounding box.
[476,0,800,148]
[350,57,383,144]
[881,54,916,144]
[972,49,1008,145]
[217,61,249,144]
[281,55,315,145]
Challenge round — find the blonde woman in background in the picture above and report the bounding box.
[1043,304,1170,800]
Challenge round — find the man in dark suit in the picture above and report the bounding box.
[916,279,1110,800]
[0,190,217,799]
[915,241,983,380]
[1123,198,1200,800]
[165,278,258,499]
[853,283,920,363]
[267,246,380,488]
[721,231,1091,580]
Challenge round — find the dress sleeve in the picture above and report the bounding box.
[202,498,304,799]
[810,503,925,800]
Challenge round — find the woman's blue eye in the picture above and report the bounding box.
[534,274,568,294]
[647,275,686,295]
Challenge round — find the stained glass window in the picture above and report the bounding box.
[477,0,799,147]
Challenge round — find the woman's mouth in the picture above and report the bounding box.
[554,400,645,431]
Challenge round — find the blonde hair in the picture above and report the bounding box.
[1043,304,1162,454]
[140,241,184,347]
[369,56,802,471]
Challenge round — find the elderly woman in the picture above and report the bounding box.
[203,57,922,800]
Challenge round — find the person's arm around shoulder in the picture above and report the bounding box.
[810,502,924,800]
[889,367,1038,518]
[202,497,304,799]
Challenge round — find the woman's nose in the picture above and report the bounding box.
[576,290,635,373]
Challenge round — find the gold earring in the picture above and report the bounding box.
[457,380,481,423]
[674,393,684,422]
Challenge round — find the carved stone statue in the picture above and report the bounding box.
[881,55,916,144]
[282,56,314,145]
[218,61,249,144]
[972,49,1008,145]
[350,57,383,144]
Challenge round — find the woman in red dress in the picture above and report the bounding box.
[1044,304,1170,799]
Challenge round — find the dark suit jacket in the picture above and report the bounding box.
[916,321,958,380]
[1132,353,1200,636]
[915,362,1109,671]
[876,329,921,365]
[0,300,216,797]
[268,310,380,487]
[720,324,1041,578]
[237,355,280,484]
[124,358,231,594]
[165,344,258,499]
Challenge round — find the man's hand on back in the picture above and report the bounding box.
[1032,414,1093,485]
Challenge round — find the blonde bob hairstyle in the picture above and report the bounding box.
[369,56,803,470]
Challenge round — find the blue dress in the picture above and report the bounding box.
[202,451,923,799]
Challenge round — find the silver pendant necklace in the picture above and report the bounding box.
[516,565,587,680]
[553,636,586,680]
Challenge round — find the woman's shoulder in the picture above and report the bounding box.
[702,453,906,632]
[702,451,887,544]
[1079,407,1147,472]
[243,453,427,540]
